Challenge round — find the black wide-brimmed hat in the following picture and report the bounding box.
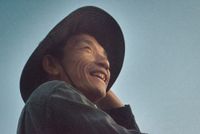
[20,6,125,102]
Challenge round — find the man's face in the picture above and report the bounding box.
[59,34,110,102]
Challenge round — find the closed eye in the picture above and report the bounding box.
[85,46,92,51]
[77,40,93,53]
[80,46,93,53]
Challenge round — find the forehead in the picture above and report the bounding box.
[65,34,107,55]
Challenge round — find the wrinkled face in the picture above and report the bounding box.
[59,34,110,102]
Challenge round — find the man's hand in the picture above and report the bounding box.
[96,90,124,110]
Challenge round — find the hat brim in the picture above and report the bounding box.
[20,6,125,102]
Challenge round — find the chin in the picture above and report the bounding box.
[87,87,107,103]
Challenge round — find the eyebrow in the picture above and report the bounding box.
[77,39,108,57]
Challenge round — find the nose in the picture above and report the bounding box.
[96,54,110,70]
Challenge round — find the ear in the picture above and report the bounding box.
[42,55,61,76]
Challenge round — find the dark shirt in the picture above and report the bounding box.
[17,80,143,134]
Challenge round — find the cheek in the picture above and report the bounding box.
[71,60,96,90]
[71,56,92,80]
[64,52,95,87]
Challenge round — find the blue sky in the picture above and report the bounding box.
[0,0,200,134]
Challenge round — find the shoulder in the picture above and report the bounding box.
[26,80,95,107]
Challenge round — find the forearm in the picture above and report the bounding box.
[105,105,140,131]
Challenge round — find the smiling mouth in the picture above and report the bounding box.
[90,71,108,84]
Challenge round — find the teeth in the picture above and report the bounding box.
[92,72,106,81]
